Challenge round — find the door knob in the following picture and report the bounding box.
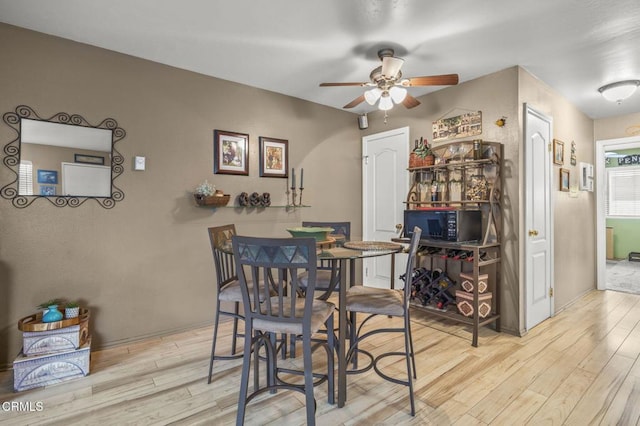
[528,229,538,236]
[396,223,403,235]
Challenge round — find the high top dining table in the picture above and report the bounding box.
[317,242,403,408]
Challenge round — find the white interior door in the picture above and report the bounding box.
[524,104,554,330]
[362,127,409,288]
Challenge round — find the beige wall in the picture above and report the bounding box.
[518,68,596,327]
[594,112,640,141]
[0,24,362,368]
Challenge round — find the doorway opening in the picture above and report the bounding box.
[596,135,640,294]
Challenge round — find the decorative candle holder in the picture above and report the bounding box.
[286,187,304,208]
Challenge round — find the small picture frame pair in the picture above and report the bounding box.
[213,130,288,178]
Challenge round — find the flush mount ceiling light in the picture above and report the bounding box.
[598,80,640,104]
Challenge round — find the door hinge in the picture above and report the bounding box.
[548,143,552,152]
[365,267,368,277]
[363,155,369,165]
[549,288,554,297]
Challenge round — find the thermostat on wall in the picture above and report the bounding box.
[134,156,146,171]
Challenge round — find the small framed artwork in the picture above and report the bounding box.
[553,139,564,165]
[39,185,56,196]
[570,141,577,166]
[37,169,58,184]
[579,162,594,192]
[560,168,570,192]
[214,130,249,175]
[259,137,288,178]
[74,154,105,165]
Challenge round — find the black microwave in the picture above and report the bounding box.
[403,209,482,242]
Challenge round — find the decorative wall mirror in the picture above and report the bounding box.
[1,105,125,208]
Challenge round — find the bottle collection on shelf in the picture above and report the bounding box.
[401,244,492,317]
[402,263,493,318]
[419,246,488,262]
[407,138,498,206]
[403,267,456,311]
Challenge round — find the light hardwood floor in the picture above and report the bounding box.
[1,289,640,425]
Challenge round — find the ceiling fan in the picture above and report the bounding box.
[320,48,459,110]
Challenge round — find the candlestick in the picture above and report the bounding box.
[300,168,304,189]
[291,168,296,189]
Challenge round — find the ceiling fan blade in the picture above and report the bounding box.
[402,94,421,109]
[320,82,368,87]
[381,56,404,78]
[343,94,366,109]
[404,74,459,86]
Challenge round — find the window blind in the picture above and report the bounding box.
[19,160,33,195]
[607,166,640,217]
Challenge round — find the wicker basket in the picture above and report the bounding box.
[194,194,231,207]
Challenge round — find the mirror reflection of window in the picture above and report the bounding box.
[19,160,33,195]
[19,119,112,197]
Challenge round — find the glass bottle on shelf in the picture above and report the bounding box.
[473,139,483,160]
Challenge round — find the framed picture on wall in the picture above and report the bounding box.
[39,185,56,196]
[553,139,565,165]
[214,130,249,175]
[259,137,288,178]
[37,169,58,184]
[560,168,570,192]
[74,154,105,165]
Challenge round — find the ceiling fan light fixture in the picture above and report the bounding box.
[598,80,640,103]
[364,87,382,105]
[389,86,407,103]
[378,93,393,111]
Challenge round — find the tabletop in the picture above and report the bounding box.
[318,244,402,260]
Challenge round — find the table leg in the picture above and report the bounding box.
[337,258,348,407]
[390,252,396,289]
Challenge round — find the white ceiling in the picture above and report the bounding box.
[1,0,640,119]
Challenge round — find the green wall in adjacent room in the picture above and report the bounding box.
[606,219,640,259]
[605,147,640,259]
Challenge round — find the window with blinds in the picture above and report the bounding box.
[19,160,33,195]
[607,166,640,217]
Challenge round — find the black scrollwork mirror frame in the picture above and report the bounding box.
[1,105,125,208]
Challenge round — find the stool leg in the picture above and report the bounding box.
[269,332,277,394]
[231,302,240,355]
[302,333,316,426]
[236,324,253,426]
[207,299,222,384]
[349,311,357,369]
[327,314,335,405]
[253,331,260,392]
[404,318,415,416]
[407,313,417,379]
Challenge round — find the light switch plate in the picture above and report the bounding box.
[134,156,146,171]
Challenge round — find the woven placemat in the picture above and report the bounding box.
[343,241,403,251]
